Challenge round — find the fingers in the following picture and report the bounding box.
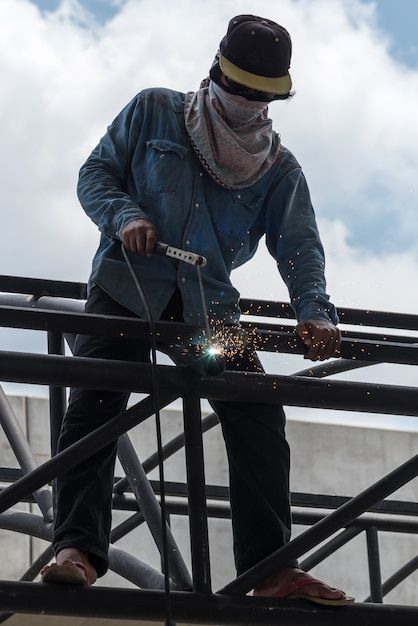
[120,219,158,256]
[145,229,157,256]
[295,321,341,361]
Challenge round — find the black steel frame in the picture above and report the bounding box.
[0,274,417,625]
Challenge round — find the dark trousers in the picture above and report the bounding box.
[53,285,293,578]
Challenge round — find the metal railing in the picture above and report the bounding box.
[0,274,417,625]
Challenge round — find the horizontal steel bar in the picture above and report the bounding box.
[3,468,417,518]
[4,490,412,535]
[292,359,372,378]
[1,275,417,330]
[241,320,418,345]
[3,293,417,348]
[0,275,86,299]
[252,329,418,365]
[147,483,418,517]
[292,511,418,534]
[157,500,418,534]
[1,305,418,366]
[0,464,418,517]
[291,492,418,517]
[1,583,418,624]
[2,351,418,416]
[240,298,418,331]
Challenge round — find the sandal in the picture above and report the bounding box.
[40,559,94,586]
[268,572,354,606]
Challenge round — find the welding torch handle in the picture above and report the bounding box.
[154,242,207,267]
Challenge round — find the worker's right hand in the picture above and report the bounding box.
[120,219,158,257]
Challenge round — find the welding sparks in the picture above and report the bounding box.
[196,322,258,363]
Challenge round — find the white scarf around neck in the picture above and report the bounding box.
[184,81,281,189]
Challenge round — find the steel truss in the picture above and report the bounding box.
[0,274,417,624]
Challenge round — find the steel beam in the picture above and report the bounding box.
[2,305,418,366]
[240,297,418,331]
[3,351,418,417]
[1,583,418,625]
[1,274,417,331]
[47,331,67,457]
[365,527,383,603]
[117,433,192,589]
[110,511,145,543]
[183,391,212,593]
[0,275,86,299]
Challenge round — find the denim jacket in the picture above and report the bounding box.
[78,88,338,327]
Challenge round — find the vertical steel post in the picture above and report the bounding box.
[366,526,383,603]
[47,331,67,456]
[182,391,211,593]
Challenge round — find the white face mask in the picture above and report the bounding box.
[209,81,268,129]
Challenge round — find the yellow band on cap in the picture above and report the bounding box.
[219,54,292,95]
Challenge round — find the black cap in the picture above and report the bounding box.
[215,14,292,96]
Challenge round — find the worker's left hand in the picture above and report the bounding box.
[295,320,341,361]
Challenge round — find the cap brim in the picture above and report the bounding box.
[219,54,292,95]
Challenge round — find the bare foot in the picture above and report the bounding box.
[253,567,353,605]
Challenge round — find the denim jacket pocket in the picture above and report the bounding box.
[215,190,264,240]
[144,139,188,193]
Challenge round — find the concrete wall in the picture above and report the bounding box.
[0,394,417,605]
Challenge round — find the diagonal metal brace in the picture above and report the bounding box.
[217,454,418,595]
[0,389,179,516]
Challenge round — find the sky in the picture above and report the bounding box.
[1,0,418,431]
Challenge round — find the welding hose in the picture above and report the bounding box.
[121,244,173,626]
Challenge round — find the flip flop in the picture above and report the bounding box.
[40,559,92,586]
[271,573,354,606]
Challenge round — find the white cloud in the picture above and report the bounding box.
[0,0,417,423]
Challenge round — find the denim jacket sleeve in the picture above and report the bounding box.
[265,167,338,324]
[77,94,151,239]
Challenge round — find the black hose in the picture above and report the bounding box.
[121,245,172,626]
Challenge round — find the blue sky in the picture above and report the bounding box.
[361,0,418,67]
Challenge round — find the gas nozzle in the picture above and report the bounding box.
[154,242,207,267]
